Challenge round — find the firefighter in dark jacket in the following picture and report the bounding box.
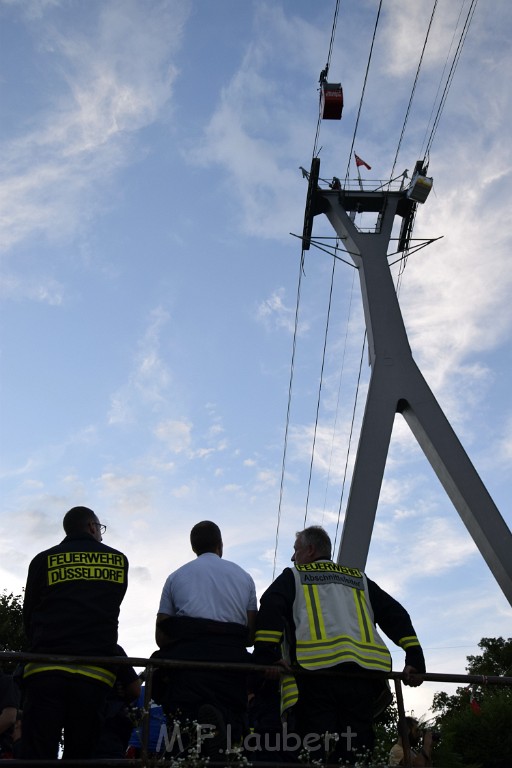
[253,526,425,765]
[21,505,128,760]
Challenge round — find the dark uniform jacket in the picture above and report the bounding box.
[23,532,128,656]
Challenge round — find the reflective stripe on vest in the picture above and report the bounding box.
[292,561,391,672]
[23,662,116,687]
[280,673,299,715]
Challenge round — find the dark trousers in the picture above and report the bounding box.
[21,672,109,760]
[153,619,251,743]
[294,671,382,765]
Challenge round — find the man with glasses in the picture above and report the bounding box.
[253,526,425,765]
[21,506,129,760]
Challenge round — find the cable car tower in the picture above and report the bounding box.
[302,157,512,607]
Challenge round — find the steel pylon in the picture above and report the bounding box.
[306,165,512,606]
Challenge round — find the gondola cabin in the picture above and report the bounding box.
[407,171,433,203]
[320,82,343,120]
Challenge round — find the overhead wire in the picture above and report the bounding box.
[333,331,367,554]
[276,0,472,569]
[343,0,383,187]
[389,0,439,182]
[421,0,479,161]
[304,0,385,540]
[313,0,341,159]
[395,0,477,295]
[272,253,305,580]
[303,252,337,527]
[321,266,357,526]
[273,0,341,576]
[289,232,359,267]
[282,0,382,552]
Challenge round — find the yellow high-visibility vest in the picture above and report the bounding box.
[292,561,392,672]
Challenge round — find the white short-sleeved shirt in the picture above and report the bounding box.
[158,552,257,626]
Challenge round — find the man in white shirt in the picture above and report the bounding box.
[154,521,257,754]
[156,520,256,643]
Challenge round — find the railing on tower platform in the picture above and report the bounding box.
[0,651,510,768]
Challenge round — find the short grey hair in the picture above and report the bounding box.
[296,526,332,559]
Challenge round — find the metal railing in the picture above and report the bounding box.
[1,651,511,767]
[317,176,407,193]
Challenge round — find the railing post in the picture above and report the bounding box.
[394,676,412,768]
[140,664,154,765]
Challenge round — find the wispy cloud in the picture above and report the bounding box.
[188,5,322,239]
[154,419,192,453]
[0,0,188,254]
[0,272,64,304]
[108,307,172,425]
[257,288,306,334]
[380,0,465,78]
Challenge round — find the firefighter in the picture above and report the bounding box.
[253,526,425,765]
[21,506,128,759]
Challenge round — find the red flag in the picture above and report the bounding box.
[355,153,371,170]
[470,690,481,715]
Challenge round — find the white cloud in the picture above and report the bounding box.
[400,173,512,427]
[153,419,192,453]
[187,5,322,239]
[257,289,303,334]
[0,273,64,307]
[0,0,188,254]
[171,485,191,499]
[371,516,478,596]
[0,0,60,21]
[380,0,464,78]
[108,307,172,425]
[97,472,156,517]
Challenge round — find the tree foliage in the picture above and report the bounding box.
[0,591,28,668]
[432,637,512,768]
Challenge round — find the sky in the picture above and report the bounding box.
[1,0,512,721]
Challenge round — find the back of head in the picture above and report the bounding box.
[399,716,419,741]
[405,716,419,732]
[190,520,222,555]
[63,506,96,535]
[298,525,332,559]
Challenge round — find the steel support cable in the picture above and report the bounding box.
[395,212,417,295]
[423,0,479,161]
[333,331,367,554]
[343,0,383,188]
[389,0,439,182]
[273,0,342,573]
[418,0,468,161]
[290,232,359,267]
[322,265,357,526]
[273,250,306,579]
[313,0,341,159]
[326,0,341,74]
[303,254,337,527]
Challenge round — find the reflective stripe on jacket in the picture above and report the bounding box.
[23,662,116,687]
[292,561,392,672]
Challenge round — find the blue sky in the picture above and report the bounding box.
[1,0,511,718]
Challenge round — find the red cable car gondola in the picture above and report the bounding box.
[320,81,343,120]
